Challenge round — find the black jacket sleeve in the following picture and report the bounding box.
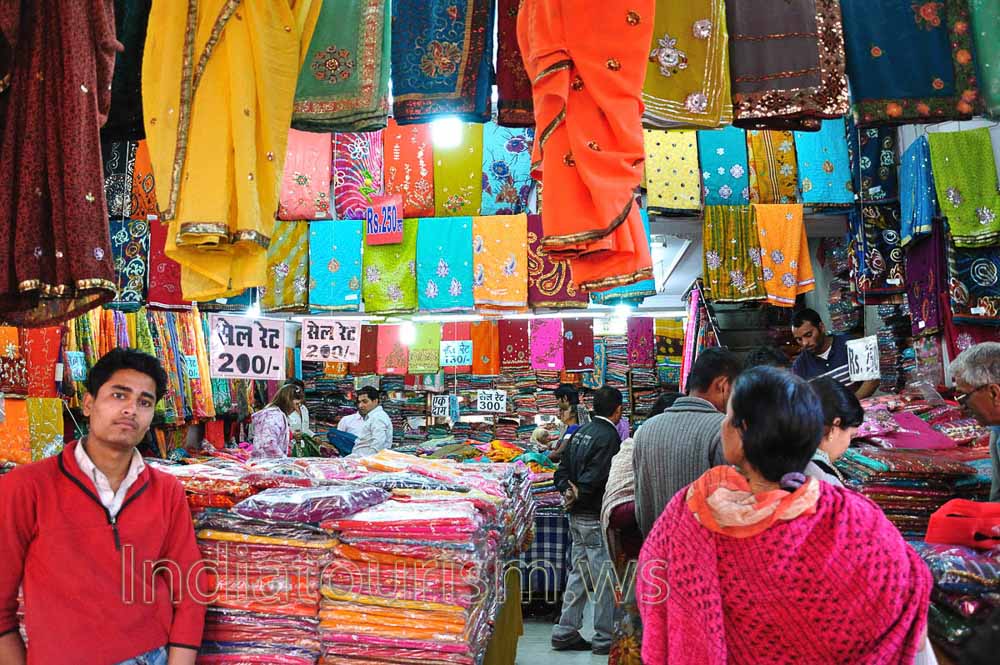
[553,450,571,494]
[573,425,620,510]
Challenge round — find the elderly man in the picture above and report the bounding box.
[950,342,1000,501]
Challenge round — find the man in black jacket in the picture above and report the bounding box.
[550,387,623,655]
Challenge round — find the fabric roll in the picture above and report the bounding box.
[278,129,333,221]
[927,128,1000,248]
[526,214,588,309]
[947,241,1000,326]
[702,206,766,302]
[391,0,494,124]
[848,123,899,203]
[442,322,472,374]
[291,0,391,132]
[499,319,530,372]
[146,218,189,310]
[108,217,150,311]
[333,131,385,221]
[416,217,475,312]
[408,323,441,374]
[752,204,815,307]
[588,209,657,305]
[726,0,849,130]
[899,136,938,246]
[562,319,596,372]
[841,0,978,126]
[581,338,607,389]
[481,123,534,215]
[529,319,564,371]
[434,122,484,217]
[642,0,733,128]
[376,325,409,375]
[497,0,534,127]
[383,119,435,218]
[262,220,309,314]
[793,118,854,207]
[309,221,363,312]
[970,0,1000,118]
[362,219,418,314]
[627,318,656,368]
[906,220,946,337]
[351,325,379,375]
[471,321,500,375]
[473,214,528,313]
[645,130,701,211]
[747,131,800,204]
[696,126,751,206]
[130,140,159,219]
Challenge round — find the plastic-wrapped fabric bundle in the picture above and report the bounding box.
[234,485,390,523]
[360,472,471,493]
[910,541,1000,595]
[322,499,484,540]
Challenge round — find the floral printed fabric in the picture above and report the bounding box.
[793,118,855,207]
[581,338,607,389]
[627,317,655,368]
[278,129,333,220]
[848,123,899,203]
[696,126,751,206]
[21,326,61,398]
[108,217,150,311]
[970,0,1000,118]
[702,206,766,302]
[563,318,596,372]
[530,319,564,371]
[0,398,30,465]
[499,319,530,372]
[471,321,500,375]
[849,204,906,301]
[927,128,1000,247]
[333,131,385,221]
[645,130,701,212]
[899,136,938,246]
[146,218,189,310]
[416,217,475,312]
[131,140,159,219]
[434,122,484,217]
[473,214,528,313]
[752,204,815,307]
[102,140,138,219]
[27,397,63,462]
[481,123,534,215]
[308,221,363,312]
[526,214,588,309]
[747,131,800,204]
[906,219,946,336]
[262,220,309,314]
[841,0,978,126]
[408,323,441,374]
[948,240,1000,325]
[383,119,435,218]
[362,218,418,314]
[496,0,534,127]
[377,325,410,375]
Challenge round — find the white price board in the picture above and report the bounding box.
[431,395,450,417]
[300,317,361,363]
[209,314,286,381]
[476,389,508,413]
[440,341,472,367]
[846,335,880,382]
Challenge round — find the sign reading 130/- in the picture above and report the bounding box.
[209,314,286,381]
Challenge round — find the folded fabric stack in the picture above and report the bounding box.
[534,371,561,390]
[535,391,559,417]
[876,303,913,394]
[149,461,253,515]
[493,420,518,442]
[530,472,561,508]
[511,393,538,422]
[604,336,629,389]
[630,367,658,388]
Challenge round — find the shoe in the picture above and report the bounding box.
[551,636,592,651]
[591,644,611,656]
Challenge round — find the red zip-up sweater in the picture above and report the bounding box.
[0,440,208,664]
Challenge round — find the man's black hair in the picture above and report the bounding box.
[86,348,168,402]
[357,386,381,402]
[744,346,789,370]
[686,347,743,394]
[592,386,623,418]
[791,308,823,329]
[553,384,580,405]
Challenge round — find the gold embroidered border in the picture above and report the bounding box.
[231,230,271,249]
[582,267,655,293]
[18,278,117,296]
[532,106,566,171]
[533,59,572,85]
[540,196,633,248]
[179,221,228,237]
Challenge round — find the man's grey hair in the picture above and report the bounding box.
[950,342,1000,387]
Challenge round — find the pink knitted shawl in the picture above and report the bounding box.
[636,482,931,665]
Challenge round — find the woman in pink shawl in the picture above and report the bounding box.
[637,367,932,665]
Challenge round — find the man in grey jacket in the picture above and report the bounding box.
[950,343,1000,501]
[633,347,743,535]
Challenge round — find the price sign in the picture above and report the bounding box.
[440,340,472,367]
[476,389,508,413]
[364,194,404,245]
[300,317,361,362]
[449,395,460,422]
[66,351,88,381]
[431,395,450,417]
[209,314,286,381]
[185,355,200,379]
[846,335,880,382]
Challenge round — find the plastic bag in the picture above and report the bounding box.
[234,485,389,524]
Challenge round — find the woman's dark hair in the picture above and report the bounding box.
[810,376,864,429]
[554,384,580,405]
[729,367,824,482]
[357,386,381,402]
[268,383,304,415]
[744,346,788,370]
[86,348,169,402]
[650,392,682,417]
[285,378,306,390]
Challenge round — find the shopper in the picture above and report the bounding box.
[636,367,932,665]
[0,349,207,665]
[950,342,1000,501]
[337,406,366,438]
[349,386,393,457]
[551,387,624,655]
[250,383,304,460]
[284,378,313,436]
[547,400,584,463]
[805,377,865,487]
[790,308,879,398]
[633,347,742,536]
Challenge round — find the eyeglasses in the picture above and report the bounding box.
[956,384,991,406]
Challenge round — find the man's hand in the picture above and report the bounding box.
[562,481,579,510]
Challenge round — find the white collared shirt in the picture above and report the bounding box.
[75,439,146,518]
[349,405,393,457]
[287,404,313,436]
[337,412,366,437]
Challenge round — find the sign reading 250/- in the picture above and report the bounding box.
[209,314,286,381]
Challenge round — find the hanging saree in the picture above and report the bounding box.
[848,123,899,203]
[383,119,435,218]
[696,126,751,206]
[416,217,475,312]
[726,0,849,130]
[499,319,530,372]
[351,325,379,375]
[752,204,815,306]
[899,136,938,246]
[970,0,1000,118]
[103,141,138,219]
[21,326,61,398]
[481,123,535,216]
[581,337,607,389]
[942,291,1000,358]
[434,122,484,217]
[278,129,332,221]
[627,318,655,368]
[906,220,946,336]
[196,288,254,313]
[497,0,534,127]
[529,319,564,371]
[793,118,854,207]
[948,240,1000,325]
[518,0,655,292]
[408,323,442,374]
[292,0,391,132]
[27,397,63,462]
[377,325,409,375]
[309,220,363,312]
[642,0,732,128]
[143,0,302,301]
[746,131,800,204]
[108,217,150,312]
[391,0,494,124]
[562,318,596,372]
[527,214,588,309]
[0,398,30,465]
[841,0,978,126]
[473,214,529,314]
[362,219,418,314]
[147,218,189,310]
[645,130,701,212]
[130,140,159,219]
[102,0,152,142]
[928,128,1000,248]
[471,321,500,375]
[850,204,906,300]
[333,131,385,221]
[702,206,766,303]
[442,322,472,374]
[588,209,658,306]
[262,220,309,314]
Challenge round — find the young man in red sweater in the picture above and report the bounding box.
[0,349,207,665]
